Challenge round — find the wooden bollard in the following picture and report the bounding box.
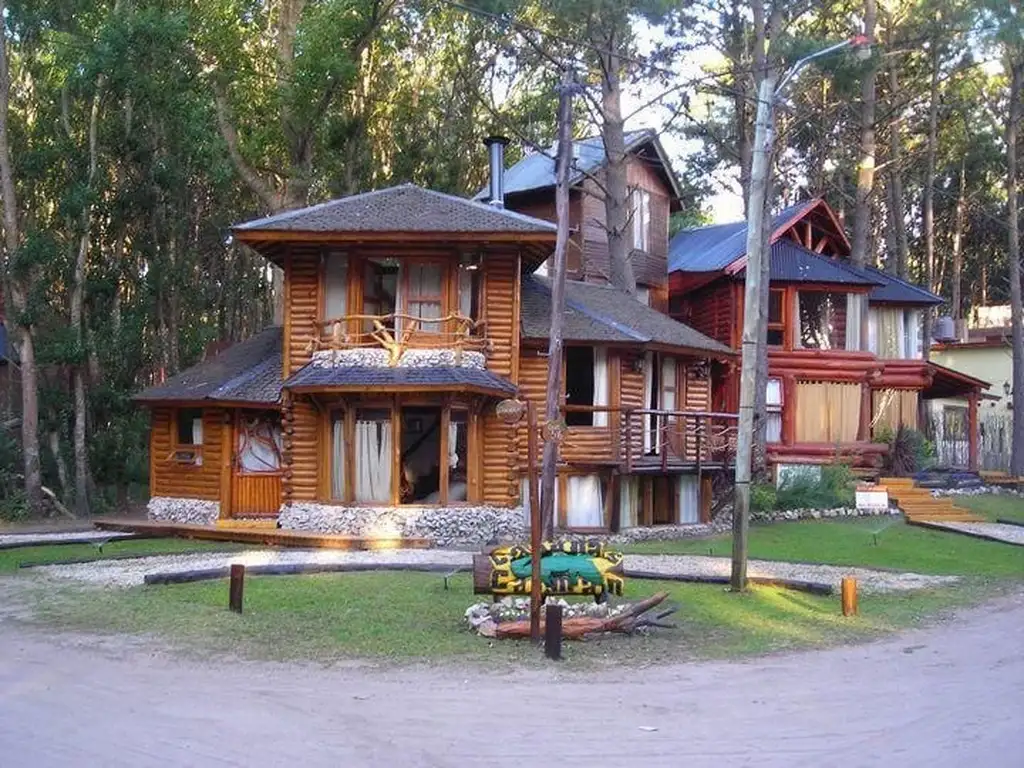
[229,564,245,614]
[841,577,858,617]
[544,603,563,660]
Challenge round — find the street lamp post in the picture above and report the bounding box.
[731,35,870,592]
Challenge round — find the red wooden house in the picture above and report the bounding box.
[668,198,988,472]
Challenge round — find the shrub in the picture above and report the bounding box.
[885,426,931,476]
[773,461,856,511]
[751,482,777,512]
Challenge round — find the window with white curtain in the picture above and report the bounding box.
[404,263,444,333]
[323,252,348,322]
[619,476,640,528]
[677,475,699,524]
[630,187,651,251]
[636,285,651,306]
[176,408,203,446]
[566,475,605,528]
[331,413,346,500]
[565,347,609,427]
[766,379,783,443]
[354,409,392,503]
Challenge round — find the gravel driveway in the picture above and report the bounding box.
[31,548,958,593]
[1,592,1020,768]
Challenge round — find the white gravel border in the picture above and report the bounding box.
[29,549,958,594]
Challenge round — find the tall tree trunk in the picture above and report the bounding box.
[0,2,43,512]
[850,0,877,352]
[600,37,635,294]
[1007,60,1024,476]
[951,160,966,323]
[48,430,69,503]
[885,11,910,279]
[921,47,940,360]
[539,70,575,538]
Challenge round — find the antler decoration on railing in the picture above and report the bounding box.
[307,312,490,363]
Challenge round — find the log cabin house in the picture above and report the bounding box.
[136,145,736,543]
[668,198,988,473]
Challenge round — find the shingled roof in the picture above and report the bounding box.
[283,364,516,396]
[234,184,557,236]
[134,327,283,405]
[521,276,733,357]
[864,266,943,306]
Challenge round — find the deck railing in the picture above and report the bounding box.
[309,312,489,364]
[552,405,738,470]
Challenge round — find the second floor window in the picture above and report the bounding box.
[404,262,444,333]
[565,346,609,427]
[323,253,348,322]
[630,187,651,252]
[767,288,786,346]
[798,291,846,350]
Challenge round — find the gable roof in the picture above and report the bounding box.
[668,200,818,273]
[134,327,283,405]
[479,129,684,203]
[521,275,733,357]
[863,266,943,306]
[234,184,557,237]
[736,240,883,286]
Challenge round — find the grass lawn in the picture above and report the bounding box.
[24,571,998,665]
[0,538,251,573]
[625,514,1023,579]
[956,493,1024,524]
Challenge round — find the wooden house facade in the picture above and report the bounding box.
[668,198,988,472]
[136,179,735,542]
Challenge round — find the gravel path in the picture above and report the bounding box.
[33,548,957,593]
[0,531,135,547]
[924,521,1024,547]
[1,592,1021,768]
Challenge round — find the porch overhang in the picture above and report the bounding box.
[282,363,517,398]
[922,361,988,400]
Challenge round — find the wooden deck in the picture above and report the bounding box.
[980,471,1024,487]
[93,518,431,550]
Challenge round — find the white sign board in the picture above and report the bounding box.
[856,488,889,511]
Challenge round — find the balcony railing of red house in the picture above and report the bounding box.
[309,313,490,364]
[556,405,739,470]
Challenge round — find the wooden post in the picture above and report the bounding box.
[858,381,873,442]
[229,564,245,613]
[544,603,563,660]
[967,390,980,473]
[841,577,858,617]
[526,401,542,644]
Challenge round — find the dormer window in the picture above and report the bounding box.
[630,187,651,252]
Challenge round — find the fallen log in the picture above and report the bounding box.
[491,592,674,640]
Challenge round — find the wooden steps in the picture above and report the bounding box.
[93,518,431,551]
[878,477,984,523]
[215,519,278,530]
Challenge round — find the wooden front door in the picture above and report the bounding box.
[229,411,283,517]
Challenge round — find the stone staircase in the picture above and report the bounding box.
[879,477,984,523]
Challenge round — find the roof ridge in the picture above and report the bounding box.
[415,186,557,230]
[234,187,402,231]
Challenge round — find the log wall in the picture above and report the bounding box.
[149,407,225,501]
[289,398,320,501]
[285,246,321,375]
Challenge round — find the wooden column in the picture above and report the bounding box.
[281,391,294,507]
[968,390,980,472]
[700,474,713,523]
[857,381,873,442]
[782,374,797,445]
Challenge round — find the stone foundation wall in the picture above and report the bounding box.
[752,506,901,523]
[278,503,527,548]
[147,497,220,526]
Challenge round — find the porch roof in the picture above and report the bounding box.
[134,327,282,406]
[736,240,883,286]
[923,361,989,399]
[282,363,517,397]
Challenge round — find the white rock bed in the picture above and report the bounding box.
[923,521,1024,547]
[0,531,135,547]
[30,549,957,594]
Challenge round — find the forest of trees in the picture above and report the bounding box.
[0,0,1019,518]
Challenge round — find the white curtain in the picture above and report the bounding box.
[636,286,650,306]
[238,417,282,472]
[191,416,203,445]
[906,309,922,358]
[661,357,676,448]
[520,475,555,524]
[643,352,655,453]
[867,307,879,354]
[566,475,604,528]
[677,475,699,524]
[331,418,345,499]
[766,379,783,443]
[324,254,348,322]
[407,264,442,332]
[845,294,861,351]
[619,476,639,528]
[355,419,392,503]
[458,267,473,319]
[593,348,609,427]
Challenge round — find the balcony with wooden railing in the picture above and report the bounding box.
[543,405,739,472]
[309,313,490,364]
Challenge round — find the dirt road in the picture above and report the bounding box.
[1,594,1021,768]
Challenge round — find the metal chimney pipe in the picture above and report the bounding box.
[483,135,509,207]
